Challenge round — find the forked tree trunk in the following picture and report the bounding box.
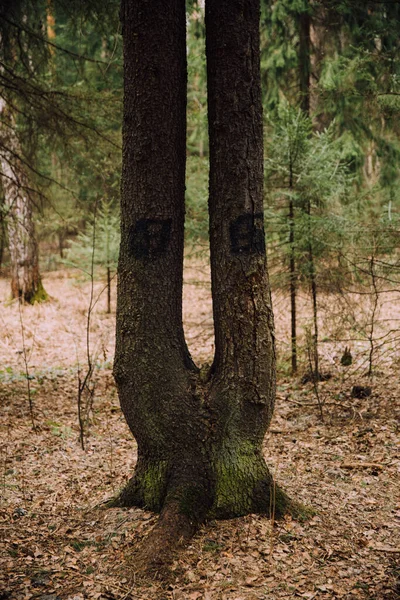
[114,0,295,562]
[0,100,46,303]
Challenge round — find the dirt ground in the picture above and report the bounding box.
[0,262,399,600]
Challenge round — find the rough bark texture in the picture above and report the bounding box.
[205,0,286,519]
[309,3,335,131]
[114,0,212,527]
[0,100,46,304]
[114,0,297,562]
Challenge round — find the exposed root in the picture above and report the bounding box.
[109,466,310,576]
[254,479,313,521]
[128,502,198,577]
[106,477,145,509]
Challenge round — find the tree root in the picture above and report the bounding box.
[106,468,313,576]
[105,478,145,509]
[128,501,198,577]
[124,487,313,578]
[253,479,314,522]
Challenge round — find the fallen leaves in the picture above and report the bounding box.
[1,269,400,599]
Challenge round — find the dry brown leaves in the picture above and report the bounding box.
[0,263,399,600]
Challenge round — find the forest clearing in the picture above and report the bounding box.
[1,263,399,600]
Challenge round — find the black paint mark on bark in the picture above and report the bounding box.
[129,218,172,259]
[230,213,265,255]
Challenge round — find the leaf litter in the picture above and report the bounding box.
[0,262,399,600]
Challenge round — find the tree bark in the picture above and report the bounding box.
[309,2,328,130]
[114,0,212,527]
[298,4,311,115]
[114,0,297,564]
[299,5,320,380]
[307,213,319,381]
[0,99,46,303]
[0,190,5,273]
[205,0,291,519]
[289,197,297,374]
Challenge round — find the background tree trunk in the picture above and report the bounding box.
[0,100,46,303]
[289,196,297,374]
[299,5,320,380]
[299,3,311,114]
[309,2,333,131]
[0,190,5,273]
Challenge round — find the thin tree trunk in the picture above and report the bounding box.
[368,250,378,378]
[309,2,328,130]
[289,197,297,374]
[0,191,5,273]
[307,200,319,380]
[58,231,64,258]
[298,4,311,114]
[46,0,56,48]
[106,265,111,314]
[300,3,318,379]
[310,259,319,378]
[0,100,46,303]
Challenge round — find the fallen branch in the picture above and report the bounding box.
[371,546,400,553]
[340,462,384,470]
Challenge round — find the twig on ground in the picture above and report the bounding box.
[18,299,36,431]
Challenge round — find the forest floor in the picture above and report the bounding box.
[0,259,399,600]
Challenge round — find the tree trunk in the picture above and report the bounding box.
[0,190,5,273]
[298,4,311,114]
[309,2,329,130]
[289,197,297,374]
[106,265,111,314]
[0,100,46,303]
[306,199,319,381]
[114,0,212,526]
[114,0,296,564]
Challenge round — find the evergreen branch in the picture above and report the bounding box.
[0,14,122,67]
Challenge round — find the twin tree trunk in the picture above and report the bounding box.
[114,0,293,544]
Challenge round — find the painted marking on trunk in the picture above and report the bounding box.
[230,213,265,255]
[129,218,172,259]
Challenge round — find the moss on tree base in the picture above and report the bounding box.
[109,449,311,523]
[29,280,48,304]
[14,279,48,305]
[106,459,312,576]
